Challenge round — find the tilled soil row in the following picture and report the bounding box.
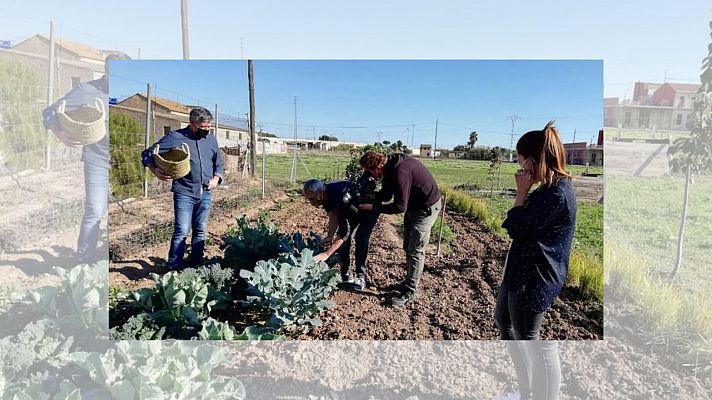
[263,200,602,340]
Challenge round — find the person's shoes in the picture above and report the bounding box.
[350,276,366,291]
[383,281,406,293]
[388,289,416,306]
[337,275,354,289]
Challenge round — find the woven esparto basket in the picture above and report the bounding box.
[56,98,106,145]
[153,142,191,179]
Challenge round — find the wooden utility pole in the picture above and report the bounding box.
[180,0,190,59]
[248,60,256,176]
[433,119,438,159]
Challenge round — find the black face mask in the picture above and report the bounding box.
[196,128,210,138]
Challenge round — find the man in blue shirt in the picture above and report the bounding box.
[43,53,129,264]
[141,107,224,270]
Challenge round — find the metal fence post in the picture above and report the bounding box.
[262,140,266,199]
[44,21,56,170]
[143,83,152,198]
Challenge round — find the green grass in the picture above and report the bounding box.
[606,175,712,360]
[606,241,711,341]
[443,188,506,237]
[607,175,712,288]
[567,250,604,302]
[603,127,692,142]
[430,216,456,244]
[255,153,602,188]
[573,202,603,259]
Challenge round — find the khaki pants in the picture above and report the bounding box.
[402,198,442,292]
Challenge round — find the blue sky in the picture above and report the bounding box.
[109,60,602,148]
[1,0,710,144]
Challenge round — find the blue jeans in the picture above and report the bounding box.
[167,191,213,270]
[77,162,108,261]
[494,281,561,400]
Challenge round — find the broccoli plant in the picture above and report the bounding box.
[67,341,246,399]
[28,264,108,343]
[109,313,166,340]
[114,264,236,340]
[197,318,238,340]
[221,215,291,271]
[239,249,341,334]
[1,263,247,399]
[126,271,211,339]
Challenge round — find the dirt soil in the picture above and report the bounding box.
[109,189,603,340]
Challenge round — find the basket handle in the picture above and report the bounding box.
[94,98,106,116]
[57,100,66,115]
[153,143,160,156]
[181,142,190,156]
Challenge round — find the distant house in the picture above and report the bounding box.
[419,144,432,158]
[111,93,249,147]
[605,82,699,131]
[259,137,366,153]
[1,34,130,93]
[447,150,466,159]
[563,130,603,167]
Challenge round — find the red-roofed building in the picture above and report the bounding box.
[605,81,700,131]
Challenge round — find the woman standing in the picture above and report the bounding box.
[494,121,576,400]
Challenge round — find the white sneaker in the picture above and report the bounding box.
[350,277,366,291]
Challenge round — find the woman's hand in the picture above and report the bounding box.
[314,252,331,262]
[514,158,534,206]
[515,168,534,193]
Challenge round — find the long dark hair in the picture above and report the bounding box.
[516,121,570,187]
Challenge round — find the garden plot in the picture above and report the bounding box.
[109,192,603,340]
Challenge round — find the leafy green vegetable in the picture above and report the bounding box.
[197,318,237,340]
[240,249,341,333]
[28,264,108,341]
[1,263,247,398]
[109,313,166,340]
[234,325,283,340]
[67,342,246,399]
[221,215,291,271]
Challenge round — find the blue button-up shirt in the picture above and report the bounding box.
[501,178,577,313]
[141,127,224,199]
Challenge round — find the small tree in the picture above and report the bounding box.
[487,148,502,206]
[467,131,478,150]
[666,19,712,279]
[345,142,395,179]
